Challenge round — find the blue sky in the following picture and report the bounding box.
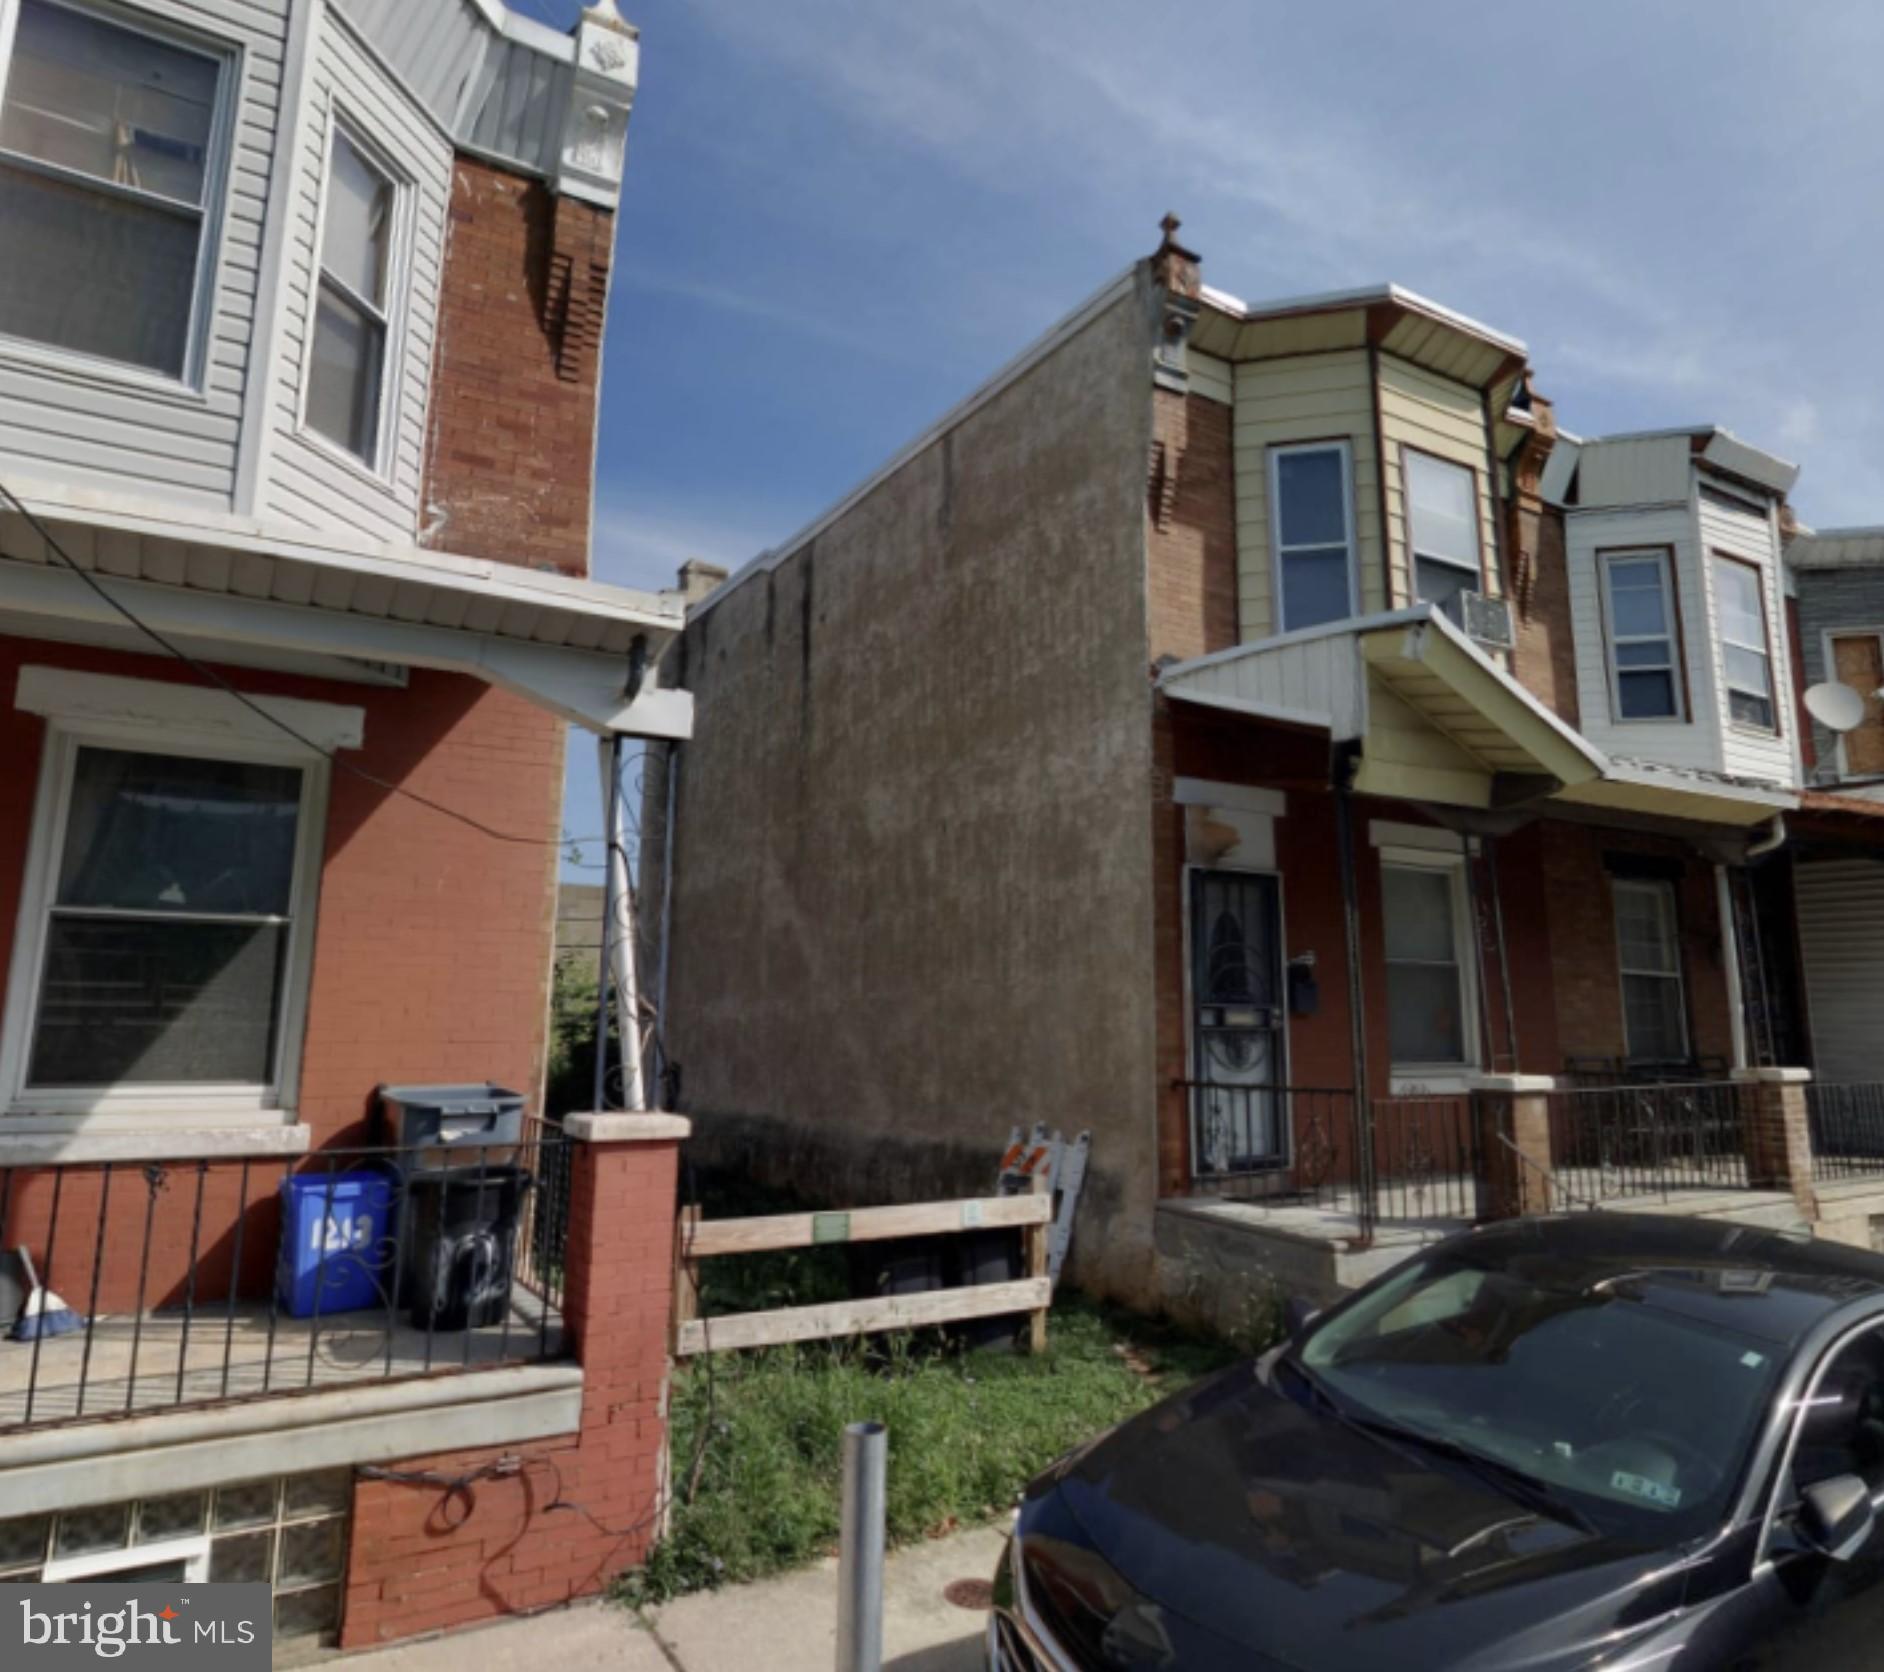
[539,0,1884,870]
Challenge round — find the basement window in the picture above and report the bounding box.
[1713,554,1777,732]
[0,0,232,380]
[1269,441,1357,632]
[305,122,400,469]
[1404,450,1482,619]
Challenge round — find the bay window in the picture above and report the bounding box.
[1404,450,1481,617]
[0,0,229,379]
[1269,441,1356,632]
[1600,550,1683,721]
[305,123,398,468]
[1713,555,1776,732]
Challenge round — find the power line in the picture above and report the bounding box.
[0,477,608,850]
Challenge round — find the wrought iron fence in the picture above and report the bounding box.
[1180,1082,1481,1227]
[1808,1083,1884,1182]
[0,1117,570,1434]
[1544,1081,1751,1202]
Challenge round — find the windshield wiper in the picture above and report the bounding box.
[1341,1413,1596,1534]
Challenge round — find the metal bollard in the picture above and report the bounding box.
[837,1420,888,1672]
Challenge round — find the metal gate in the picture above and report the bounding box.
[1189,870,1286,1176]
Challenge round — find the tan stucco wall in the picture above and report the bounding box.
[662,276,1165,1302]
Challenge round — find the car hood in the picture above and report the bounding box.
[1022,1360,1698,1672]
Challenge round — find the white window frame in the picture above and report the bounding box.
[0,684,335,1130]
[1267,440,1358,633]
[297,105,410,481]
[1613,877,1690,1066]
[1713,552,1779,736]
[1379,846,1480,1086]
[44,1535,212,1584]
[0,0,240,394]
[1402,447,1483,608]
[1598,548,1685,725]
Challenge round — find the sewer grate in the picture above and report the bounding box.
[944,1578,995,1611]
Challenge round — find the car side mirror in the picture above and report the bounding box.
[1284,1296,1319,1341]
[1799,1475,1877,1562]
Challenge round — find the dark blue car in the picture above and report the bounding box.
[990,1214,1884,1670]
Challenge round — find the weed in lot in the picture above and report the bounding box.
[618,1299,1242,1606]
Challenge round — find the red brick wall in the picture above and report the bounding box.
[341,1134,679,1646]
[1511,505,1580,726]
[1537,820,1733,1066]
[1146,389,1237,663]
[0,634,563,1308]
[420,158,613,577]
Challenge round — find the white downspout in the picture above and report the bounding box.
[1716,864,1749,1072]
[598,734,646,1110]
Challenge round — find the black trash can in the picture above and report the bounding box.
[401,1166,530,1331]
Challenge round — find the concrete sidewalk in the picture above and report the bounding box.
[352,1523,1007,1672]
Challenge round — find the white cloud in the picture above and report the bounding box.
[589,496,781,594]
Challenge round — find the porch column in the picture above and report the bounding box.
[1732,1068,1816,1217]
[1472,1074,1556,1220]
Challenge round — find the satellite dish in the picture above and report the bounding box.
[1804,681,1868,734]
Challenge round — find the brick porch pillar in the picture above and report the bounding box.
[339,1113,687,1649]
[1473,1075,1556,1220]
[1732,1068,1817,1217]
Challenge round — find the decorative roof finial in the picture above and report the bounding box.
[1152,212,1201,300]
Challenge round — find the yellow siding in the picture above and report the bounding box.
[1376,354,1499,610]
[1233,350,1382,642]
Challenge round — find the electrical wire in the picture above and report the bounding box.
[0,477,611,849]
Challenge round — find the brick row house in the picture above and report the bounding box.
[0,0,689,1651]
[650,222,1884,1324]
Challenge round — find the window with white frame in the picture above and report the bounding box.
[1600,550,1683,721]
[1269,442,1356,632]
[1404,450,1481,618]
[3,730,324,1114]
[1713,554,1777,731]
[1613,877,1688,1064]
[1381,853,1475,1070]
[305,123,398,467]
[0,0,229,378]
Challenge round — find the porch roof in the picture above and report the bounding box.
[1159,608,1802,827]
[0,504,692,738]
[1159,607,1606,810]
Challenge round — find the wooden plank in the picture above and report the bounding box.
[676,1278,1052,1358]
[683,1194,1049,1259]
[1027,1174,1050,1355]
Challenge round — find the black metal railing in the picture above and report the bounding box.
[1809,1083,1884,1182]
[1545,1081,1751,1202]
[1371,1096,1482,1223]
[1560,1055,1732,1089]
[1180,1082,1481,1228]
[0,1118,570,1434]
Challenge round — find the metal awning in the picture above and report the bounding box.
[0,506,691,738]
[1159,607,1605,810]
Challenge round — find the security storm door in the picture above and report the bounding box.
[1189,871,1285,1175]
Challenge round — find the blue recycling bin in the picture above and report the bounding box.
[277,1171,397,1319]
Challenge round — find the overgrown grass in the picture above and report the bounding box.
[619,1299,1244,1606]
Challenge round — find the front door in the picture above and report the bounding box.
[1189,870,1286,1176]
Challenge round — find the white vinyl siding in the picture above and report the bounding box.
[1697,485,1795,785]
[1568,505,1721,772]
[259,7,446,545]
[1232,350,1380,641]
[0,0,290,513]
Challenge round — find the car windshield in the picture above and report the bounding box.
[1297,1252,1783,1532]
